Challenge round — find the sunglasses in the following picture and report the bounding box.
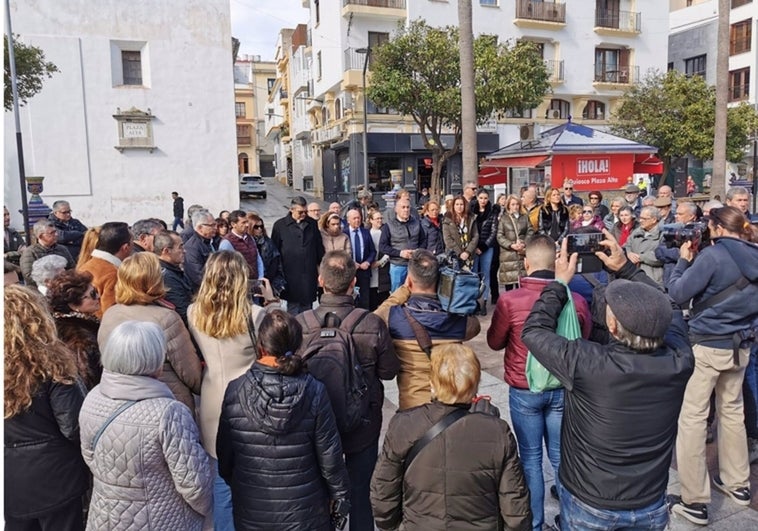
[253,224,264,229]
[564,187,573,191]
[583,210,594,214]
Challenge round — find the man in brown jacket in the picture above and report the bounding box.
[374,249,480,410]
[78,221,132,318]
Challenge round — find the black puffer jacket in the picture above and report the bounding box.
[4,379,90,520]
[421,216,444,256]
[217,362,350,530]
[370,401,532,531]
[254,234,286,297]
[472,200,498,251]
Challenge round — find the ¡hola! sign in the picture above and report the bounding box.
[552,153,634,191]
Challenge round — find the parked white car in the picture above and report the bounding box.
[239,174,267,199]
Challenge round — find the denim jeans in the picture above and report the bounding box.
[173,216,184,231]
[345,440,379,531]
[473,247,494,302]
[213,459,235,531]
[508,386,563,531]
[389,264,408,292]
[559,484,668,531]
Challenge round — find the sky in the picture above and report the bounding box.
[230,0,310,61]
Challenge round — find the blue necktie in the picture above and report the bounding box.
[353,229,362,263]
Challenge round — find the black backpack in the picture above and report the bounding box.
[300,309,370,435]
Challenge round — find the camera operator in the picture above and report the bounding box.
[667,206,758,526]
[655,201,700,287]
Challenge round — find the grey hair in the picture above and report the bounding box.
[642,196,656,207]
[702,200,724,214]
[101,320,166,376]
[191,209,214,227]
[726,186,749,201]
[607,306,664,351]
[132,219,163,239]
[52,200,70,212]
[640,205,661,221]
[30,255,68,286]
[32,219,55,237]
[678,201,699,218]
[610,196,626,207]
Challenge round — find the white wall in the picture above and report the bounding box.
[4,0,238,228]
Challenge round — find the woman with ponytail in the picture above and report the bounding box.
[216,310,350,530]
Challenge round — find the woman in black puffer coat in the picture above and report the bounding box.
[217,310,350,530]
[248,213,286,298]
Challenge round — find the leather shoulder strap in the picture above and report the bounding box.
[404,408,468,472]
[402,305,433,356]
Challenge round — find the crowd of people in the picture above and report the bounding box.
[3,180,757,531]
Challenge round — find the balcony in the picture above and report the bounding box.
[514,0,566,29]
[343,47,370,89]
[595,10,641,36]
[312,124,344,145]
[342,0,405,20]
[237,136,252,146]
[593,65,639,86]
[545,59,564,83]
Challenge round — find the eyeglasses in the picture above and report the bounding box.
[253,224,264,229]
[582,210,594,214]
[308,208,321,213]
[57,210,72,214]
[564,187,573,191]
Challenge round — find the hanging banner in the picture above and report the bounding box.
[551,153,635,191]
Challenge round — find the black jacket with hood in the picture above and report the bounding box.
[217,362,350,530]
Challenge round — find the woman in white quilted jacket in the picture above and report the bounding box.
[79,320,213,530]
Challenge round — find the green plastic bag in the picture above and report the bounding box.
[525,282,581,392]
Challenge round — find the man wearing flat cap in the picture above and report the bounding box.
[653,195,675,224]
[623,183,643,217]
[522,230,694,530]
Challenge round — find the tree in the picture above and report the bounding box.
[4,36,59,111]
[611,69,758,174]
[366,19,550,200]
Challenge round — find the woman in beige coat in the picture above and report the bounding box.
[187,251,267,530]
[497,195,533,290]
[98,253,202,415]
[319,212,352,253]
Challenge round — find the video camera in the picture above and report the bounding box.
[660,221,709,252]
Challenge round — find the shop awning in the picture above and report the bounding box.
[478,166,506,186]
[633,154,663,174]
[481,155,549,168]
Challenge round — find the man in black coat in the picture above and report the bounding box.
[171,192,184,231]
[154,230,192,325]
[183,209,217,293]
[48,200,87,262]
[271,196,325,315]
[344,208,375,309]
[521,231,694,531]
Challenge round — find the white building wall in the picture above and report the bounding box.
[4,0,238,228]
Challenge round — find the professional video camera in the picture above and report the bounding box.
[660,221,709,251]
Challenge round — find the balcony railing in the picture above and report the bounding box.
[343,0,405,7]
[515,0,566,23]
[545,59,564,81]
[312,124,344,145]
[594,65,639,84]
[595,9,641,32]
[237,136,251,146]
[344,47,370,71]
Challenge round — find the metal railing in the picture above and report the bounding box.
[593,64,639,84]
[343,0,405,7]
[545,59,564,81]
[344,47,369,71]
[595,9,641,32]
[515,0,566,23]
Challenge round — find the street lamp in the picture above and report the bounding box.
[356,47,371,193]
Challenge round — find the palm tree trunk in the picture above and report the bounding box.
[458,0,478,192]
[712,0,729,198]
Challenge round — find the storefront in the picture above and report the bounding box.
[479,122,662,194]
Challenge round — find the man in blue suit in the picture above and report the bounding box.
[345,208,376,309]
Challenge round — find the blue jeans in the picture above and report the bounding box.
[389,264,408,292]
[509,387,563,531]
[213,460,235,531]
[173,216,184,231]
[473,247,494,302]
[345,440,379,531]
[559,484,668,531]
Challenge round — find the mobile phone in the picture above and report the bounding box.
[566,233,603,255]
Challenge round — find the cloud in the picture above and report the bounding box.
[230,0,309,61]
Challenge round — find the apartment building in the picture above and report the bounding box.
[4,0,238,226]
[669,0,757,181]
[274,0,668,200]
[235,55,277,177]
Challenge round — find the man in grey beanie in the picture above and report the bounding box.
[521,230,694,531]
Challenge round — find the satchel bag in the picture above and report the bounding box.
[437,266,484,315]
[525,281,581,392]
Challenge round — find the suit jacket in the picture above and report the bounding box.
[345,226,376,309]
